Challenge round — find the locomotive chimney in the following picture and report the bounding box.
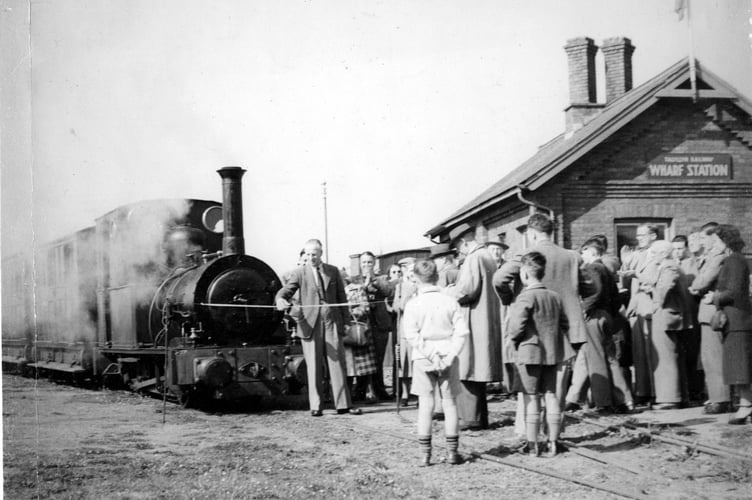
[217,166,246,256]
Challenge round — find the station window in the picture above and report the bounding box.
[614,219,672,253]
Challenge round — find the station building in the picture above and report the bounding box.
[426,37,752,262]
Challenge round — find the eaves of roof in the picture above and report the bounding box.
[427,58,751,239]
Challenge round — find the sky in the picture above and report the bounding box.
[1,0,751,274]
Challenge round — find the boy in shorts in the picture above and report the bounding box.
[403,259,469,466]
[507,251,570,457]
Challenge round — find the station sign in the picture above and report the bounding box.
[646,154,732,179]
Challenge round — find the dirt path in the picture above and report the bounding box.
[3,375,751,499]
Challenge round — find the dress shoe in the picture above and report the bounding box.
[310,409,323,417]
[336,407,362,415]
[564,402,581,412]
[614,402,635,414]
[704,402,731,414]
[446,452,462,465]
[653,403,679,410]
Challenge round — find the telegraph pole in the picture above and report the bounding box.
[322,181,329,262]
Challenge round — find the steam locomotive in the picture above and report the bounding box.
[1,167,306,407]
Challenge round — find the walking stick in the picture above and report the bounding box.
[395,280,403,415]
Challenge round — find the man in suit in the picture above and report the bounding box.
[276,239,360,417]
[447,223,502,430]
[647,240,696,409]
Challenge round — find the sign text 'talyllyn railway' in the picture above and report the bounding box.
[646,154,733,179]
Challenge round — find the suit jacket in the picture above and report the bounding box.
[507,284,571,365]
[651,260,695,331]
[276,262,347,339]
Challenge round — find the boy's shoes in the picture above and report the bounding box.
[310,409,323,417]
[527,441,540,457]
[446,452,462,465]
[546,441,558,458]
[418,454,431,467]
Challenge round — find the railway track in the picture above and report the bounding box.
[310,401,749,500]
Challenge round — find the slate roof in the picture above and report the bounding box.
[426,58,752,238]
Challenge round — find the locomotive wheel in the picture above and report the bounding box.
[178,389,207,409]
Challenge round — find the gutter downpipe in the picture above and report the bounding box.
[516,185,558,245]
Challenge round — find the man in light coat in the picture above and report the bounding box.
[447,223,502,430]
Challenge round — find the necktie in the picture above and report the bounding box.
[315,266,326,301]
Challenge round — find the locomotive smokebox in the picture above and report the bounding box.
[217,166,246,256]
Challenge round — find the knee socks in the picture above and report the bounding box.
[446,435,458,455]
[418,435,431,458]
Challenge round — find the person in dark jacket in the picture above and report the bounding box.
[506,251,570,457]
[709,225,752,424]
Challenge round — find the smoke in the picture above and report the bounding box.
[2,199,193,345]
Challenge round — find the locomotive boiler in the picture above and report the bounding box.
[2,167,306,408]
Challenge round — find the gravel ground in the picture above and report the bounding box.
[3,375,752,499]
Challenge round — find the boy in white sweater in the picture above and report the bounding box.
[403,259,469,466]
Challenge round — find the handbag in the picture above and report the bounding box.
[343,321,370,346]
[709,309,728,332]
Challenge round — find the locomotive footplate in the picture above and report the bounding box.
[168,343,305,402]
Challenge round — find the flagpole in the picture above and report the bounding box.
[686,0,698,102]
[322,181,329,263]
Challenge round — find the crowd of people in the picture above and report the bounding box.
[275,214,752,465]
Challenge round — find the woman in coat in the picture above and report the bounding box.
[710,225,752,424]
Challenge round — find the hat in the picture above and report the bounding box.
[448,222,473,244]
[486,240,509,250]
[397,256,417,267]
[430,243,454,258]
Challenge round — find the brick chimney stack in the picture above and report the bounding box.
[602,37,635,103]
[564,37,603,135]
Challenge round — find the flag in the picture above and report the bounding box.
[675,0,687,20]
